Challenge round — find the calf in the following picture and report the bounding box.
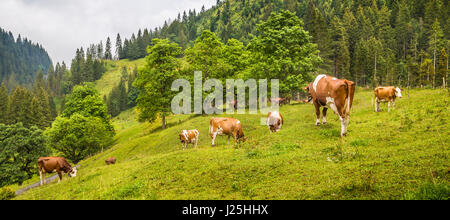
[105,157,116,165]
[179,129,199,149]
[38,157,77,186]
[374,86,402,112]
[267,111,284,133]
[304,74,355,137]
[209,117,246,146]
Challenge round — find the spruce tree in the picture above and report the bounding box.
[0,83,8,124]
[105,37,112,60]
[115,33,122,60]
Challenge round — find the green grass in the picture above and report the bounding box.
[14,88,449,200]
[95,58,145,98]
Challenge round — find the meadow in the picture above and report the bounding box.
[14,88,449,200]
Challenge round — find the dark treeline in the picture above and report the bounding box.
[105,65,138,117]
[114,0,449,88]
[0,73,57,130]
[70,47,107,87]
[0,28,52,91]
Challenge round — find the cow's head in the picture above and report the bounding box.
[268,119,282,133]
[395,87,402,98]
[303,84,313,103]
[68,167,77,177]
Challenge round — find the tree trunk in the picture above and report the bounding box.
[374,51,377,88]
[162,113,166,129]
[433,36,436,89]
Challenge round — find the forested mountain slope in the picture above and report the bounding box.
[0,28,52,90]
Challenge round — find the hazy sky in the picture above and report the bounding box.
[0,0,216,65]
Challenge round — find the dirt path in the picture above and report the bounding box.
[15,165,81,196]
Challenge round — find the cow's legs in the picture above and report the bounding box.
[388,101,391,112]
[39,170,44,186]
[211,132,217,146]
[315,106,321,126]
[392,101,395,110]
[374,98,378,112]
[57,172,62,183]
[227,136,230,145]
[340,115,349,137]
[322,108,328,124]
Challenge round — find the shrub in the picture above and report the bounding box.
[0,187,15,200]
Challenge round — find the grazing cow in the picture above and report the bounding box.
[269,97,286,106]
[179,129,200,149]
[38,157,77,186]
[209,117,246,146]
[374,86,402,112]
[304,74,356,137]
[105,157,116,165]
[267,111,284,133]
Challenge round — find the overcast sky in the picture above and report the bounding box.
[0,0,216,65]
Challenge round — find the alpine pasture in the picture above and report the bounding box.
[15,79,449,199]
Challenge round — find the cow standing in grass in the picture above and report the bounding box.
[105,157,116,165]
[304,74,355,137]
[179,129,199,149]
[38,157,77,186]
[209,118,246,146]
[374,86,402,112]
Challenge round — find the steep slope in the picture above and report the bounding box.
[94,58,145,98]
[15,89,449,200]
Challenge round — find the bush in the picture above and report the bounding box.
[45,114,114,163]
[0,123,48,187]
[0,187,15,200]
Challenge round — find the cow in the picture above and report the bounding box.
[267,111,284,133]
[269,97,286,106]
[209,117,246,146]
[374,86,402,112]
[38,157,77,186]
[304,74,356,137]
[105,157,116,165]
[179,129,200,149]
[228,100,238,110]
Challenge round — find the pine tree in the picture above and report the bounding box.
[331,16,351,79]
[115,33,123,60]
[105,37,112,60]
[8,86,33,128]
[437,48,448,88]
[428,19,445,88]
[0,83,8,124]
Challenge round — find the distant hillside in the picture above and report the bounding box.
[0,27,52,90]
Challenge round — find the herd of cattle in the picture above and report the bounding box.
[37,74,403,185]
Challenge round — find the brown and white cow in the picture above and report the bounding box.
[105,157,116,165]
[179,129,200,149]
[269,97,290,106]
[38,157,77,186]
[374,86,402,112]
[267,111,284,133]
[209,117,246,146]
[304,74,356,137]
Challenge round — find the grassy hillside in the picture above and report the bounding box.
[95,58,145,98]
[15,88,449,200]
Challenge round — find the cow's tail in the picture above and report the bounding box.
[344,80,355,116]
[209,118,213,137]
